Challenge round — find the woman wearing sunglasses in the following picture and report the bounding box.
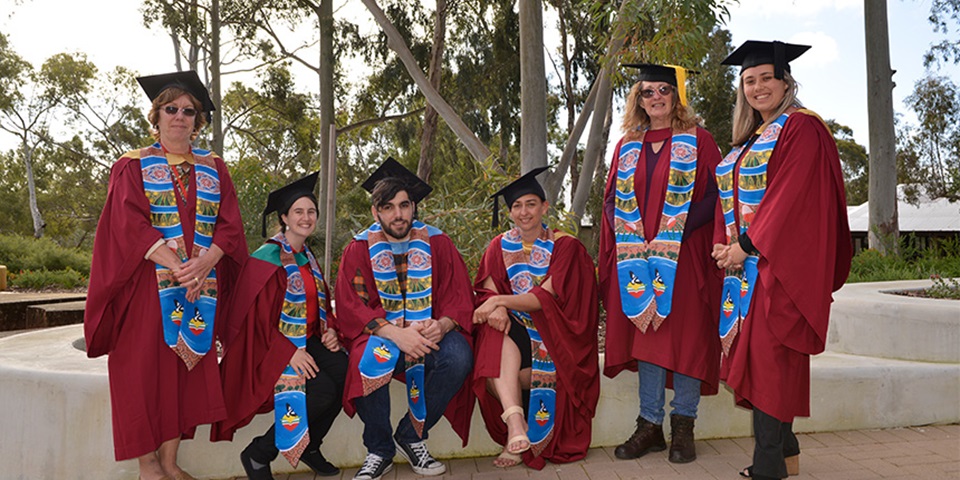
[84,70,247,480]
[600,63,723,465]
[711,41,851,480]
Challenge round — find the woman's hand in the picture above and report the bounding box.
[176,244,224,302]
[321,328,341,352]
[289,349,319,379]
[713,242,748,270]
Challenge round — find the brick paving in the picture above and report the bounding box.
[223,425,959,480]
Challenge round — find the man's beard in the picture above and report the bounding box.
[378,215,412,239]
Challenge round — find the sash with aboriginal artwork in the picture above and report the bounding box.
[140,143,220,370]
[715,112,789,356]
[501,225,556,457]
[357,220,433,438]
[269,232,329,467]
[614,129,697,333]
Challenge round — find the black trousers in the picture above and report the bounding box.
[752,408,800,479]
[247,335,348,464]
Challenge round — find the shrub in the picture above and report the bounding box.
[0,233,92,276]
[11,268,88,290]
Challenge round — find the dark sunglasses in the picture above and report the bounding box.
[163,105,198,117]
[639,85,674,98]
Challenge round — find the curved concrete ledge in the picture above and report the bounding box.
[2,308,959,479]
[828,279,960,362]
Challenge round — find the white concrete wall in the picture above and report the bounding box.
[2,278,959,479]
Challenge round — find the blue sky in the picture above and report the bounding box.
[1,0,957,150]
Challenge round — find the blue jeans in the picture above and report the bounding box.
[353,332,472,458]
[638,361,701,425]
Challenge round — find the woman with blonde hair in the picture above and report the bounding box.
[712,41,852,480]
[85,71,247,480]
[601,63,723,464]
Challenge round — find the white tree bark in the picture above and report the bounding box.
[519,0,547,174]
[864,0,899,253]
[359,0,496,171]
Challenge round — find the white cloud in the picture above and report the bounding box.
[789,31,840,68]
[729,0,860,19]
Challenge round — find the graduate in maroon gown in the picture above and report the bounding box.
[84,71,247,480]
[712,41,852,480]
[333,158,475,480]
[473,168,599,470]
[213,172,347,479]
[600,64,723,464]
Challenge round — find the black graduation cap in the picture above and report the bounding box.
[360,157,432,203]
[721,40,811,79]
[622,63,698,106]
[261,171,319,237]
[490,166,549,229]
[136,70,216,113]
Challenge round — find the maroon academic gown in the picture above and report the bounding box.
[211,255,336,441]
[717,112,852,423]
[600,127,723,395]
[332,232,476,445]
[84,152,247,461]
[473,233,600,470]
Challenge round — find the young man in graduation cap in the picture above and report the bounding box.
[472,167,599,470]
[333,158,475,480]
[212,172,347,479]
[711,41,851,480]
[84,70,247,480]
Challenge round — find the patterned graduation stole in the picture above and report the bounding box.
[270,233,329,467]
[140,143,220,370]
[357,220,433,437]
[613,129,698,333]
[501,225,556,457]
[715,112,789,356]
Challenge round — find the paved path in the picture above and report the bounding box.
[222,425,959,479]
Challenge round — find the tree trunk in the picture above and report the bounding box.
[519,0,547,174]
[544,78,598,203]
[22,140,44,238]
[317,0,335,236]
[360,0,498,172]
[864,0,899,253]
[210,0,223,153]
[418,0,447,183]
[571,69,613,220]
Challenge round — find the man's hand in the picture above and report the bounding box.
[378,323,438,359]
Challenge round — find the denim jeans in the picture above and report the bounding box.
[638,360,701,425]
[353,332,472,458]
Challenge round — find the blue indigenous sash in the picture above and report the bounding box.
[269,233,329,467]
[715,112,789,356]
[140,143,220,370]
[501,225,556,457]
[614,129,698,332]
[357,220,434,438]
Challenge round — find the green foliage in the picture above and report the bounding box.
[10,268,87,290]
[827,120,869,205]
[690,27,736,150]
[924,0,960,67]
[0,233,92,275]
[847,236,960,283]
[927,274,960,299]
[897,74,960,203]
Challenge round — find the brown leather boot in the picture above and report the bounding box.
[668,414,696,463]
[614,416,666,459]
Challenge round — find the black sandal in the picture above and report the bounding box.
[739,466,752,478]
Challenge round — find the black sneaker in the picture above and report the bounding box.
[353,453,393,480]
[240,444,275,480]
[300,449,340,477]
[393,435,446,476]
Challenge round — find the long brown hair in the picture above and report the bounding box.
[730,70,802,146]
[621,81,701,133]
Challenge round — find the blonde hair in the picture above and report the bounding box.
[730,70,802,146]
[621,81,701,134]
[146,87,207,142]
